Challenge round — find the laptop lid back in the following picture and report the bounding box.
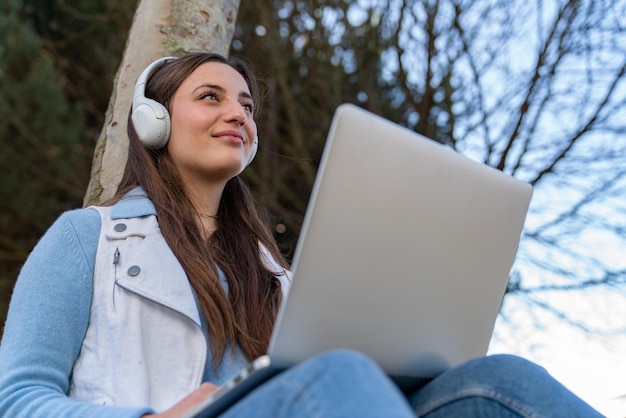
[268,104,533,377]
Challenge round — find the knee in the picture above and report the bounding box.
[475,354,548,377]
[310,349,380,371]
[412,355,600,417]
[455,354,552,389]
[305,349,388,382]
[301,350,408,403]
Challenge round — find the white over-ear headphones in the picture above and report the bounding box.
[132,57,176,149]
[131,56,259,166]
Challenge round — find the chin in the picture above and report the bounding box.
[211,161,247,180]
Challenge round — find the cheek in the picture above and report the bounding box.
[168,113,211,151]
[166,121,197,159]
[170,102,211,133]
[246,120,258,141]
[165,136,186,166]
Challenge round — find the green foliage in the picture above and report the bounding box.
[19,0,139,133]
[0,9,88,321]
[0,0,137,336]
[0,4,86,302]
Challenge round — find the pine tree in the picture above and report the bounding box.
[0,9,88,329]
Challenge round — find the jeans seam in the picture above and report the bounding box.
[415,384,543,418]
[281,366,327,418]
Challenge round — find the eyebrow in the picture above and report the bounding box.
[193,83,253,101]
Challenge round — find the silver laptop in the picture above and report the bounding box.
[183,103,533,418]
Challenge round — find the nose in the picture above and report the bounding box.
[225,101,247,125]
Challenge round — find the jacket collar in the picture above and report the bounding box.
[110,187,157,219]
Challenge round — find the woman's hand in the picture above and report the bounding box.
[143,382,220,418]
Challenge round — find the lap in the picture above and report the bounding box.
[220,349,413,418]
[219,351,602,418]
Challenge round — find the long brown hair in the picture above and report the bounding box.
[114,52,287,368]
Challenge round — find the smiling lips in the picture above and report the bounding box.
[214,130,245,144]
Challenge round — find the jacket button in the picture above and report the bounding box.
[127,265,141,276]
[114,223,127,232]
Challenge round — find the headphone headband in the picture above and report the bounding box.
[132,57,177,114]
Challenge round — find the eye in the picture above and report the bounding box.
[242,102,255,114]
[198,90,219,101]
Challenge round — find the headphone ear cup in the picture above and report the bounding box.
[131,57,177,148]
[246,136,259,166]
[131,97,171,148]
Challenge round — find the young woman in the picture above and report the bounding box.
[0,53,602,418]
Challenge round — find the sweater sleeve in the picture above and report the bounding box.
[0,208,154,418]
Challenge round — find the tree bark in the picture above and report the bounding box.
[83,0,240,206]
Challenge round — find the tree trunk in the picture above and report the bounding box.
[83,0,240,206]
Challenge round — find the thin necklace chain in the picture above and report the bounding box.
[197,212,219,219]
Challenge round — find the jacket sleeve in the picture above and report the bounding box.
[0,209,154,418]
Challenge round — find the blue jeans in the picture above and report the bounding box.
[221,349,602,417]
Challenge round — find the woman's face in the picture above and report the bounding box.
[167,61,257,185]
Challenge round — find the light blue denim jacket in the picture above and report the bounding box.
[0,189,290,417]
